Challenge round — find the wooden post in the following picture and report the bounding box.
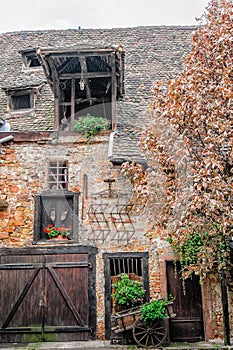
[71,78,75,131]
[47,56,60,130]
[54,97,59,130]
[111,53,117,130]
[221,269,231,346]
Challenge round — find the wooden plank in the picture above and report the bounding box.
[2,268,41,328]
[41,50,115,57]
[72,192,79,240]
[60,72,111,79]
[49,262,89,268]
[34,194,41,242]
[0,246,97,256]
[0,131,51,141]
[47,265,85,327]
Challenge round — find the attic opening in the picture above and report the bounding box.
[38,46,124,131]
[20,49,41,69]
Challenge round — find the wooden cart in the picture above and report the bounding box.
[111,301,176,348]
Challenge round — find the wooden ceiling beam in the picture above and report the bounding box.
[59,72,112,79]
[41,50,115,58]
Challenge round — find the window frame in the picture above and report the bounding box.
[21,49,42,70]
[47,160,69,191]
[8,89,35,112]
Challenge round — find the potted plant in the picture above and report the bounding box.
[112,273,145,311]
[43,224,72,239]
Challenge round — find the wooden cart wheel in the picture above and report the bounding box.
[132,317,167,348]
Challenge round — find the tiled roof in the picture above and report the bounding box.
[0,26,196,160]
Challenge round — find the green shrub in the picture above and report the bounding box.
[140,299,168,321]
[74,114,110,142]
[112,273,145,308]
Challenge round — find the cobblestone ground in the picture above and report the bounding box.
[0,341,232,350]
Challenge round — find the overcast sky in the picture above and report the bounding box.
[0,0,210,33]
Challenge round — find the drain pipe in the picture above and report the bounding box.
[108,130,118,158]
[0,135,14,144]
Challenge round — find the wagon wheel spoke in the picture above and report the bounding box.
[133,318,167,348]
[134,330,148,344]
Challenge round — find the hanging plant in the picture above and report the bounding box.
[167,224,231,280]
[167,230,203,275]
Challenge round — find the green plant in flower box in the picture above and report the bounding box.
[140,299,168,322]
[74,114,110,142]
[140,294,174,321]
[43,224,72,239]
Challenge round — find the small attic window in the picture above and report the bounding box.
[22,50,41,68]
[8,89,34,111]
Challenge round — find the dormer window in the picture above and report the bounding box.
[37,46,124,131]
[20,49,41,69]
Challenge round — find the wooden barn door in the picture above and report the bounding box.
[0,248,96,342]
[166,261,204,342]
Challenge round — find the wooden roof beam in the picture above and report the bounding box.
[59,72,112,79]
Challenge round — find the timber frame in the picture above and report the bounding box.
[37,46,124,131]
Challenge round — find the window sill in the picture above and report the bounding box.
[8,108,35,115]
[33,239,77,245]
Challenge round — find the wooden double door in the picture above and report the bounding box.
[167,261,204,342]
[0,246,97,342]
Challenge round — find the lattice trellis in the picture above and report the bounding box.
[110,204,135,243]
[86,177,136,242]
[88,203,110,241]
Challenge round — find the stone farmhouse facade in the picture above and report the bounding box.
[0,26,232,344]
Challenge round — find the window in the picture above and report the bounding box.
[34,192,79,242]
[8,89,34,111]
[21,50,41,69]
[110,257,143,277]
[48,161,68,190]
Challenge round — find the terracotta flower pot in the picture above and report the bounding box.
[50,234,68,240]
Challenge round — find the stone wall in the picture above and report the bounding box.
[0,134,231,341]
[0,134,161,337]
